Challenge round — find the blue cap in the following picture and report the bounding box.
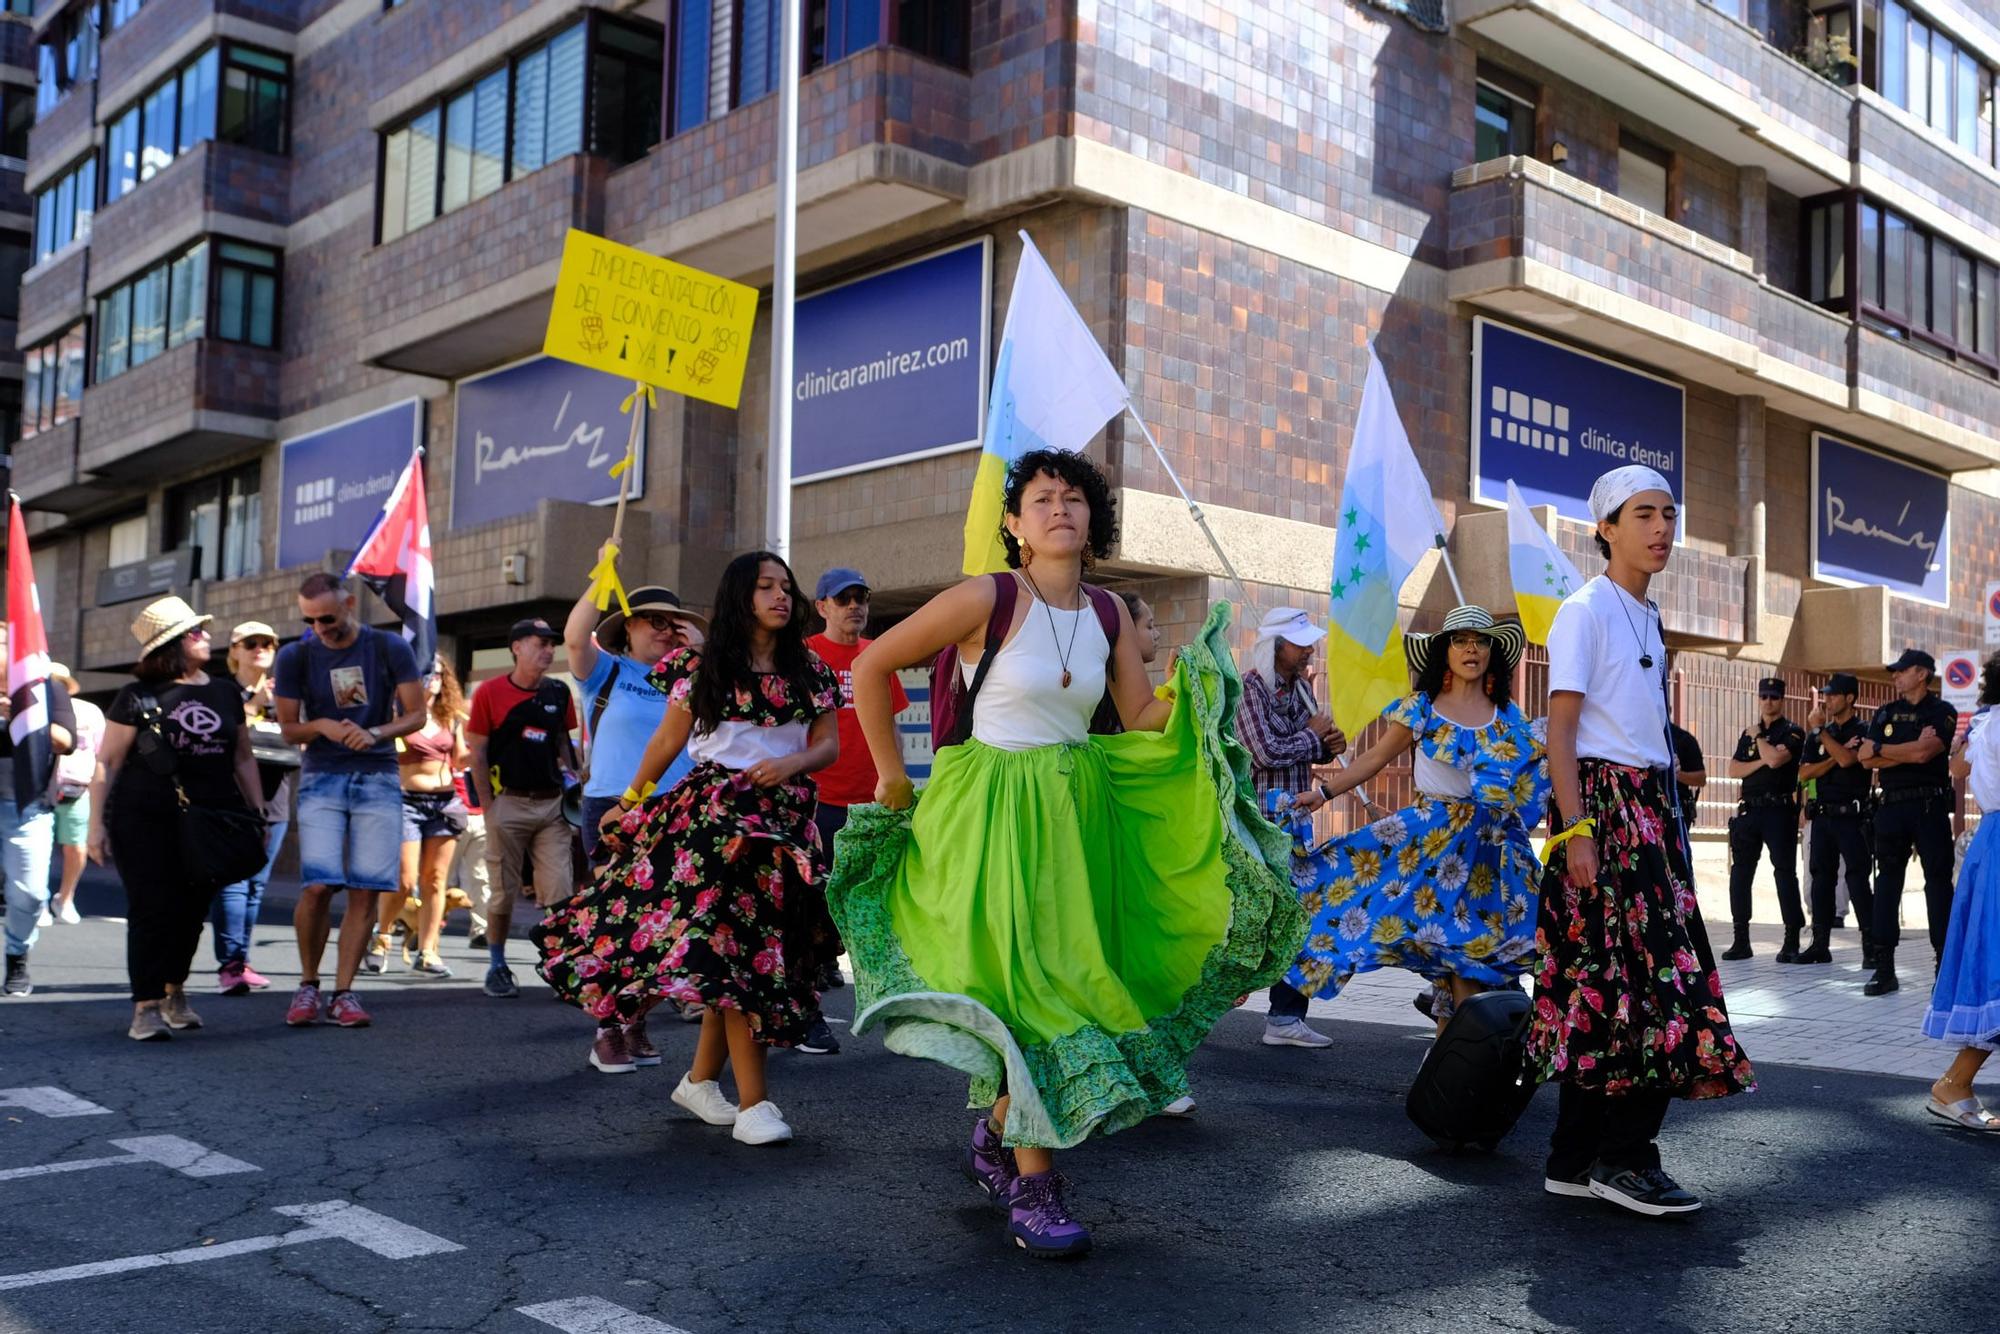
[815,567,869,600]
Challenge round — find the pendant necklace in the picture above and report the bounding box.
[1019,568,1084,688]
[1610,579,1657,671]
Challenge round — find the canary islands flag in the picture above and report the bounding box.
[962,232,1129,575]
[1324,347,1446,737]
[1506,478,1584,645]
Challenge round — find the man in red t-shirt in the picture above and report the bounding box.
[806,569,906,989]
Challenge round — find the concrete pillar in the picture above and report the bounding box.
[1737,165,1768,275]
[1735,395,1766,559]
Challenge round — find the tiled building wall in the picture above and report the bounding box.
[97,0,301,97]
[25,79,93,171]
[1855,328,2000,442]
[1857,100,2000,261]
[969,0,1070,158]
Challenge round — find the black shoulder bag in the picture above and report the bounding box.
[132,692,271,891]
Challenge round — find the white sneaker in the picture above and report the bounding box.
[732,1100,793,1145]
[1262,1018,1333,1049]
[35,906,52,927]
[671,1076,738,1126]
[1162,1095,1197,1117]
[56,901,80,925]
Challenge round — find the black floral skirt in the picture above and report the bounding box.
[535,762,831,1046]
[1525,760,1756,1099]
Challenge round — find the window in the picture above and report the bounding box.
[1,86,32,160]
[671,0,711,135]
[166,464,261,583]
[108,0,147,29]
[1809,191,2000,372]
[107,515,149,568]
[380,15,658,243]
[101,43,286,206]
[807,0,882,72]
[214,241,277,347]
[1702,0,1746,19]
[35,4,98,115]
[21,325,86,439]
[1617,132,1671,216]
[1871,1,2000,166]
[1474,78,1535,163]
[0,230,25,319]
[896,1,970,69]
[31,156,95,263]
[4,0,35,16]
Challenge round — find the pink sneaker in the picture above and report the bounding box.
[328,991,372,1028]
[218,962,250,996]
[285,983,323,1026]
[240,965,271,990]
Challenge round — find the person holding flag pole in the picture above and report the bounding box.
[828,234,1301,1259]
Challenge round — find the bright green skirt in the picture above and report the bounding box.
[828,602,1302,1148]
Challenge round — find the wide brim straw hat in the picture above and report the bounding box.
[131,595,213,657]
[596,585,708,651]
[1403,605,1526,678]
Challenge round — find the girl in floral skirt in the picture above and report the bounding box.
[537,552,839,1147]
[1275,604,1547,1033]
[830,450,1301,1258]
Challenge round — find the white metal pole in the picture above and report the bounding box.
[765,0,802,559]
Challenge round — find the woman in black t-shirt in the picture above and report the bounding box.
[87,597,263,1042]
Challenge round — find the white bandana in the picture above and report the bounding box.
[1588,465,1674,522]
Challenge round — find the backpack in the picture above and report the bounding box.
[929,571,1122,751]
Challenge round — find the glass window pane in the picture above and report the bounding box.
[141,81,177,180]
[56,326,84,422]
[21,345,42,436]
[1907,18,1928,118]
[1930,238,1953,335]
[1981,265,1999,357]
[130,266,166,367]
[1826,199,1845,301]
[740,0,777,103]
[218,241,274,267]
[1884,212,1909,318]
[405,107,439,232]
[1884,2,1908,105]
[1861,204,1882,307]
[1957,51,1979,153]
[380,127,409,242]
[168,241,206,346]
[673,0,711,135]
[52,173,73,248]
[77,158,95,240]
[107,108,139,201]
[470,69,506,201]
[35,189,53,262]
[547,25,586,158]
[1930,30,1951,131]
[179,48,218,152]
[441,88,474,213]
[230,47,288,75]
[3,86,33,158]
[511,46,549,176]
[216,266,244,341]
[97,288,130,381]
[1956,254,1975,348]
[838,0,881,59]
[248,272,276,347]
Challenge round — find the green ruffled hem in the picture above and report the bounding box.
[827,599,1305,1149]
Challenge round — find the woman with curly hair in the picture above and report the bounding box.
[366,657,470,978]
[538,552,839,1146]
[1274,605,1547,1034]
[830,449,1301,1258]
[1925,651,2000,1131]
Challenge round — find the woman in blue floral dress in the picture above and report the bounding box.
[1275,606,1547,1029]
[538,551,839,1147]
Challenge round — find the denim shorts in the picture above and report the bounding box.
[401,789,469,843]
[297,769,404,892]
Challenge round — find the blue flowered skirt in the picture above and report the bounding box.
[1924,816,2000,1050]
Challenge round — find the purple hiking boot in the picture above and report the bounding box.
[962,1116,1018,1204]
[1006,1171,1092,1258]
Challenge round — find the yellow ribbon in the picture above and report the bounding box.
[1538,817,1596,865]
[618,382,657,415]
[586,548,631,616]
[609,455,632,478]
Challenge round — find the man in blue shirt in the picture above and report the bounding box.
[562,552,708,861]
[275,572,424,1029]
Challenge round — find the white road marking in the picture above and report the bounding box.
[0,1087,112,1118]
[0,1136,257,1183]
[517,1296,695,1333]
[0,1201,462,1291]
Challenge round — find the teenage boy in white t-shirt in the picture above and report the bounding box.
[1526,465,1756,1219]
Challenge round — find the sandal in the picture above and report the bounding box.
[1924,1095,2000,1132]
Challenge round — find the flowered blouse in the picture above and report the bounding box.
[1384,692,1550,822]
[649,645,840,735]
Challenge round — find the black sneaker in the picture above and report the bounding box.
[3,954,29,997]
[1542,1166,1592,1199]
[1588,1164,1702,1217]
[483,965,520,999]
[797,1017,841,1055]
[468,931,489,950]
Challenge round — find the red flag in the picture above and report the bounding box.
[344,452,436,668]
[6,499,54,813]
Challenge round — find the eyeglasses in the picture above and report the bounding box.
[1448,633,1491,649]
[829,590,870,608]
[631,612,682,631]
[301,614,341,627]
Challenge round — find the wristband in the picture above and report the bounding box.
[621,785,643,807]
[1538,817,1596,865]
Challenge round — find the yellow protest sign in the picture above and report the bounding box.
[543,229,758,410]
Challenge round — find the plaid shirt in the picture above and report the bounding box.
[1237,669,1327,801]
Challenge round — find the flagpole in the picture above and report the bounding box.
[1433,533,1466,605]
[1125,406,1251,607]
[763,0,802,560]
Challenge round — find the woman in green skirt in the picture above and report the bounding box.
[832,449,1302,1258]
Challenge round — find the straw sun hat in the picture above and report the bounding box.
[130,596,213,657]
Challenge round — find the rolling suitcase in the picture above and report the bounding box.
[1404,987,1537,1152]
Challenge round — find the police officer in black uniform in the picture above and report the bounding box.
[1723,677,1807,961]
[1858,648,1958,996]
[1797,672,1873,967]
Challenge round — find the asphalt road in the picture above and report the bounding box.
[0,874,1994,1334]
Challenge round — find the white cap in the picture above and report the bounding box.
[1256,607,1327,648]
[1588,465,1675,522]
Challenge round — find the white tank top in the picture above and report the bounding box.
[962,589,1109,751]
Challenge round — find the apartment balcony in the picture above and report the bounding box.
[0,14,35,69]
[1855,93,2000,266]
[603,45,972,283]
[88,140,289,289]
[16,244,89,349]
[9,419,126,515]
[96,0,297,108]
[357,153,609,379]
[76,338,279,481]
[23,80,94,195]
[1851,326,2000,472]
[1454,0,1850,195]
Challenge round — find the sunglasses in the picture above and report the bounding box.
[828,590,870,608]
[301,613,342,628]
[238,638,277,650]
